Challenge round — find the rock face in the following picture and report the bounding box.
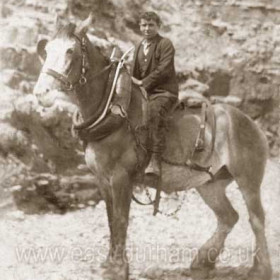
[0,0,279,211]
[67,0,280,155]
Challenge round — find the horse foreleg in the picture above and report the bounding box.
[191,178,239,279]
[102,167,132,280]
[92,175,115,269]
[101,191,114,267]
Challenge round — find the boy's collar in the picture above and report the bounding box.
[142,34,160,45]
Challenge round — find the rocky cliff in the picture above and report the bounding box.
[0,0,279,209]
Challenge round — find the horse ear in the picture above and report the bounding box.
[76,13,95,35]
[37,38,48,63]
[55,13,64,30]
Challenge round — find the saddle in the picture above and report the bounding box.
[132,97,216,215]
[164,99,216,169]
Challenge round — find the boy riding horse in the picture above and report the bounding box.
[131,11,178,178]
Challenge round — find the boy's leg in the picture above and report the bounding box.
[145,96,176,176]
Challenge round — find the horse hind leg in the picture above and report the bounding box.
[191,177,239,279]
[223,103,271,279]
[235,175,272,280]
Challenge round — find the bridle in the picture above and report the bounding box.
[40,32,134,132]
[42,35,112,91]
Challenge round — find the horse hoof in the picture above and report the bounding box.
[190,266,213,280]
[247,266,272,280]
[191,258,215,280]
[102,263,129,280]
[100,260,109,268]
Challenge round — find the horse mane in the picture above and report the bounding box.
[83,36,110,66]
[54,22,111,68]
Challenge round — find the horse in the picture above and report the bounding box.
[33,15,272,280]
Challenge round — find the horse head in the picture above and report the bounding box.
[33,14,110,118]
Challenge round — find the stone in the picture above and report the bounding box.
[181,78,209,95]
[0,2,12,18]
[10,185,23,192]
[1,69,25,89]
[140,265,165,279]
[0,47,21,70]
[210,95,242,107]
[7,210,25,221]
[0,17,40,47]
[0,123,29,155]
[19,81,33,93]
[211,19,228,35]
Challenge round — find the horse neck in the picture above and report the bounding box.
[74,39,110,120]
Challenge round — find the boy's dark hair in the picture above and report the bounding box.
[139,11,161,26]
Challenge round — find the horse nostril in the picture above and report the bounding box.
[46,88,50,93]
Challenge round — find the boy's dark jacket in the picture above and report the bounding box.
[131,34,178,97]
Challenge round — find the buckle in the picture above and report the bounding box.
[65,82,73,91]
[79,75,87,85]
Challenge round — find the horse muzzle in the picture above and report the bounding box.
[33,72,66,107]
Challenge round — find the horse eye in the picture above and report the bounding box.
[66,48,74,55]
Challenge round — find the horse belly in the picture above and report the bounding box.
[160,164,212,193]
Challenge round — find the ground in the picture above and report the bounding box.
[0,159,279,280]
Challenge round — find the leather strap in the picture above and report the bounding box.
[132,193,154,206]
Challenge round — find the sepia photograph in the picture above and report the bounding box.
[0,0,279,279]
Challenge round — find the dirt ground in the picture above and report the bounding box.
[0,159,279,280]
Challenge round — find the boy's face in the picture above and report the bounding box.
[139,18,160,40]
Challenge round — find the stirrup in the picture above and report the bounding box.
[195,138,204,152]
[145,164,160,177]
[145,154,161,177]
